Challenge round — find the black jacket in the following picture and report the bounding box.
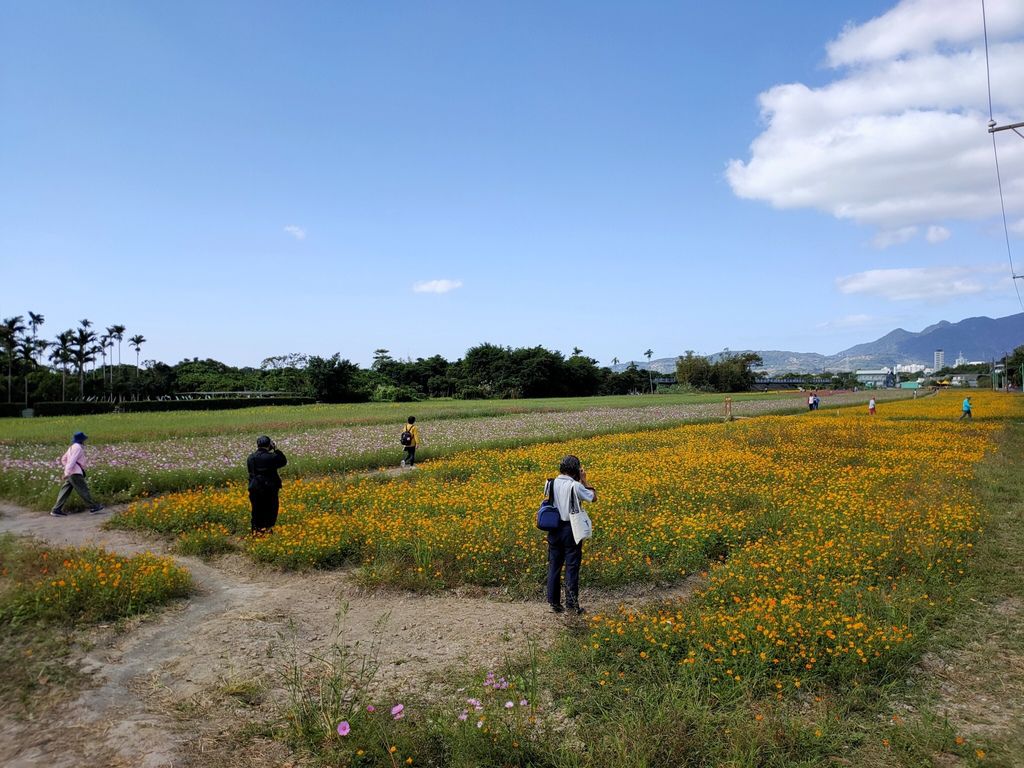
[247,448,287,491]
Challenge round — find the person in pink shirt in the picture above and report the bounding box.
[50,432,105,516]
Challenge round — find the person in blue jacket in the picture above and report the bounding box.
[959,396,972,420]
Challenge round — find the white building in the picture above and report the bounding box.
[895,363,927,374]
[934,349,945,370]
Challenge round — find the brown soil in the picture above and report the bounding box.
[0,502,699,767]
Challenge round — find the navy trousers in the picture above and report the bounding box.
[546,521,583,608]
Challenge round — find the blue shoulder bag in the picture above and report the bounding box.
[536,478,561,531]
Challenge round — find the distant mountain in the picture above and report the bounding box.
[609,313,1024,375]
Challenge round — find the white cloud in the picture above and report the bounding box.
[826,0,1024,66]
[835,265,1004,300]
[872,226,918,249]
[283,225,306,240]
[413,279,463,294]
[925,225,951,243]
[727,0,1024,237]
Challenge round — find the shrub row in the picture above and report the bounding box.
[118,397,315,412]
[1,398,316,418]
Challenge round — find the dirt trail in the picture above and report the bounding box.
[0,502,699,767]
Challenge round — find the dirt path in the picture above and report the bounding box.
[0,502,699,767]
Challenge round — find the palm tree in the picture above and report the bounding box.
[28,311,44,364]
[16,334,47,406]
[109,324,126,393]
[50,330,75,401]
[72,323,97,398]
[611,357,619,367]
[129,334,146,383]
[644,349,654,393]
[2,316,25,403]
[572,346,583,357]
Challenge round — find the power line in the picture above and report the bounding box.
[981,0,1024,311]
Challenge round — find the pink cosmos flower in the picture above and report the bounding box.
[391,703,405,720]
[519,699,528,707]
[458,710,468,721]
[366,704,376,712]
[337,721,350,736]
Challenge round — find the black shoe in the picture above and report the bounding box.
[549,602,565,614]
[567,605,586,615]
[50,509,67,517]
[89,505,107,514]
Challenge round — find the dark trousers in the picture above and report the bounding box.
[52,474,96,511]
[403,446,416,465]
[960,410,972,420]
[546,522,583,608]
[249,489,280,533]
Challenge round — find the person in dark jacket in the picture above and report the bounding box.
[247,435,287,534]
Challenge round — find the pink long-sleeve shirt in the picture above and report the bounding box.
[60,443,87,477]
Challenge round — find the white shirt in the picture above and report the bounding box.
[546,474,595,522]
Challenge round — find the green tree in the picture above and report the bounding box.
[28,311,44,364]
[676,351,713,390]
[644,349,654,393]
[2,316,26,403]
[50,330,75,401]
[129,334,146,384]
[72,323,97,398]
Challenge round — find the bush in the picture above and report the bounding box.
[33,401,116,417]
[0,403,27,418]
[370,385,423,403]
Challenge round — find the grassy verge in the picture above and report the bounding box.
[0,534,193,715]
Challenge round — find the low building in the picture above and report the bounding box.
[855,369,897,388]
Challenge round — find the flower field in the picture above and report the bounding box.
[118,391,1013,594]
[0,390,908,510]
[0,536,193,624]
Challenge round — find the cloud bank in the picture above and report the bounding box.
[727,0,1024,246]
[283,225,306,240]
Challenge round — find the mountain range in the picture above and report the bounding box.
[612,313,1024,375]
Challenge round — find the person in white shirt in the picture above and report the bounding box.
[50,432,105,516]
[543,455,597,614]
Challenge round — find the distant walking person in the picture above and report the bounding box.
[51,432,105,516]
[868,397,876,415]
[808,393,815,411]
[960,396,972,420]
[400,416,419,467]
[545,455,597,615]
[247,436,287,534]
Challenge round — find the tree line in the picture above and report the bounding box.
[0,311,803,406]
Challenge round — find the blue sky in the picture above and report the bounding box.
[3,1,1024,368]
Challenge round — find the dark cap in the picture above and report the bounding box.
[73,432,88,443]
[256,435,272,448]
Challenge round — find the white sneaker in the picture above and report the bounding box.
[400,460,406,467]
